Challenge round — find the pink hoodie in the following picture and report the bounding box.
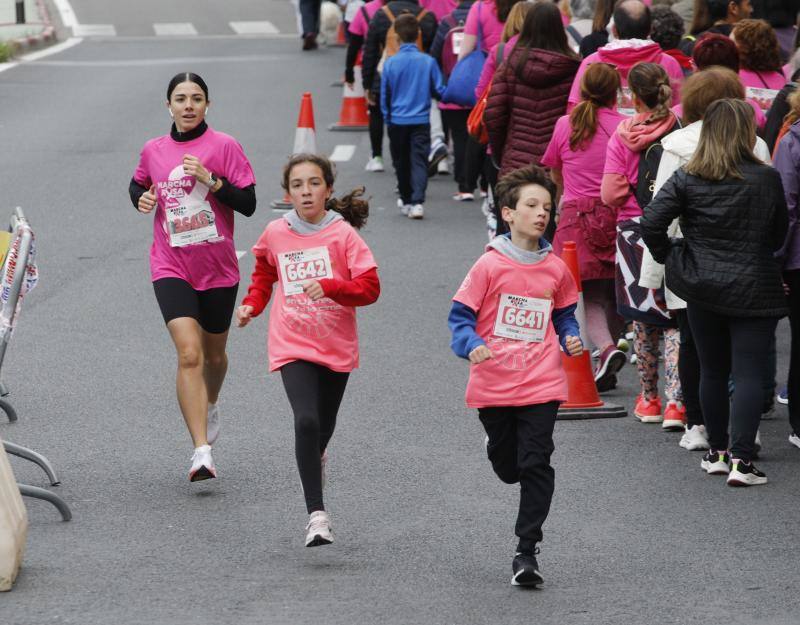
[567,40,684,113]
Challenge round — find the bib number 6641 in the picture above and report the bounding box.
[503,306,545,330]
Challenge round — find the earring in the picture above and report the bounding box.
[169,110,174,119]
[205,107,208,115]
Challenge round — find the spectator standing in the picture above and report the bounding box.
[733,19,788,113]
[642,99,788,486]
[381,14,446,219]
[568,0,685,115]
[300,0,323,50]
[600,62,684,425]
[541,63,628,391]
[651,6,694,75]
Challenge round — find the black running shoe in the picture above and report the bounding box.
[511,552,544,587]
[701,449,730,475]
[727,459,768,486]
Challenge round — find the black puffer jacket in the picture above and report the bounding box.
[641,161,789,317]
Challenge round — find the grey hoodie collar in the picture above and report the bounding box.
[487,233,552,264]
[284,209,343,235]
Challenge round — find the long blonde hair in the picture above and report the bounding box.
[685,99,759,181]
[501,1,532,43]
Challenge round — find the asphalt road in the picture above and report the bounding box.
[1,12,799,625]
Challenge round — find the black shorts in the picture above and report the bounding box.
[153,278,239,334]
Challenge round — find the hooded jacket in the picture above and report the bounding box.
[567,39,684,111]
[641,160,789,318]
[772,120,800,271]
[484,46,579,178]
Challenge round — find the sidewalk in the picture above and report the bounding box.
[0,0,55,56]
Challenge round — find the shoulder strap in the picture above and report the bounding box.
[383,5,395,22]
[361,5,370,24]
[476,1,482,51]
[417,8,428,21]
[495,42,504,65]
[755,71,770,89]
[565,24,584,45]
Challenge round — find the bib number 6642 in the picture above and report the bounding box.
[286,259,327,282]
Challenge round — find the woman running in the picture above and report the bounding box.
[129,72,256,482]
[237,154,380,547]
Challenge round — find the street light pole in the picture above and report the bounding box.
[15,1,25,24]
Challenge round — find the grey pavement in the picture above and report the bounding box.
[0,27,799,625]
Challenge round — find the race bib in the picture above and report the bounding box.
[493,294,551,343]
[617,86,635,117]
[746,86,779,111]
[278,246,334,295]
[451,32,464,55]
[161,165,220,248]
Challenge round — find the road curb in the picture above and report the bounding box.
[2,0,56,54]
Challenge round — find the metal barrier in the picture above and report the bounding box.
[0,208,71,521]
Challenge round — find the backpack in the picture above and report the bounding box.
[377,6,428,73]
[635,119,683,209]
[440,14,465,79]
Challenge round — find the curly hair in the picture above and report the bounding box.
[733,19,782,73]
[651,6,684,51]
[693,32,740,71]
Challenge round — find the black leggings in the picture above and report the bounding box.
[676,309,703,428]
[368,103,384,158]
[687,305,779,461]
[280,360,349,513]
[785,269,800,434]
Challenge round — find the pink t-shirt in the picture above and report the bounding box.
[421,0,457,20]
[133,127,256,290]
[603,132,642,221]
[672,99,766,129]
[464,0,504,52]
[540,108,625,202]
[252,218,377,373]
[452,250,578,409]
[739,69,788,112]
[348,0,383,37]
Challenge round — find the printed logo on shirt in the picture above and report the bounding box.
[159,165,220,247]
[278,246,334,295]
[284,294,345,339]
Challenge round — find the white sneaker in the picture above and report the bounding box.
[408,204,424,219]
[189,444,216,482]
[397,198,410,216]
[305,510,334,547]
[789,432,800,449]
[679,425,709,450]
[207,403,220,445]
[437,159,450,174]
[365,156,384,172]
[321,449,328,490]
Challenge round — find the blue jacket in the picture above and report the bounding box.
[380,43,445,125]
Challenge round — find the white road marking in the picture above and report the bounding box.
[19,37,83,62]
[72,24,116,37]
[31,54,284,67]
[236,250,247,259]
[0,62,18,74]
[153,23,198,36]
[330,145,356,162]
[229,21,279,35]
[51,0,78,28]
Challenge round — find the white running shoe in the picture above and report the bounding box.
[189,444,216,482]
[305,510,334,547]
[408,204,424,219]
[207,403,220,445]
[437,159,450,174]
[397,198,410,216]
[365,156,384,172]
[727,459,768,486]
[679,425,709,450]
[789,433,800,449]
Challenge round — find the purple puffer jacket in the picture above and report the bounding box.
[483,46,579,179]
[773,121,800,270]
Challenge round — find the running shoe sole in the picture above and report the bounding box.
[594,350,626,385]
[662,419,686,431]
[789,434,800,449]
[427,149,448,177]
[700,459,730,475]
[726,472,767,487]
[305,534,334,548]
[189,466,216,482]
[511,569,544,587]
[635,413,663,423]
[596,373,617,393]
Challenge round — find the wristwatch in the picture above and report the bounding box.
[205,172,219,189]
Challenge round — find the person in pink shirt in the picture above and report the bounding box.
[129,72,257,483]
[541,62,627,392]
[733,18,789,114]
[448,164,582,587]
[457,0,521,59]
[473,1,529,101]
[600,62,684,426]
[567,0,685,115]
[421,0,457,19]
[237,154,380,548]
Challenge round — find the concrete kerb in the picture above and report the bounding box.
[0,0,56,57]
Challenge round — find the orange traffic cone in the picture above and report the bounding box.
[331,21,347,47]
[329,55,370,131]
[271,93,318,209]
[557,241,627,420]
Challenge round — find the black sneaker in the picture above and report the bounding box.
[700,450,730,475]
[511,551,543,587]
[427,141,448,177]
[727,459,768,486]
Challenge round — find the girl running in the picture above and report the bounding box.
[129,72,256,482]
[237,154,380,547]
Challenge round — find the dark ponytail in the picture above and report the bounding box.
[281,153,370,229]
[569,62,619,150]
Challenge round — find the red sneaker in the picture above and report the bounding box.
[662,401,687,431]
[634,395,663,423]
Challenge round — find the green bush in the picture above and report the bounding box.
[0,41,18,63]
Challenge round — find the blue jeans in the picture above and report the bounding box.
[388,123,430,205]
[299,0,321,35]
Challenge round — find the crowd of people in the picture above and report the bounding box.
[127,0,800,590]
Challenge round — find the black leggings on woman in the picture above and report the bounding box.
[676,309,703,428]
[281,360,349,513]
[687,305,779,461]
